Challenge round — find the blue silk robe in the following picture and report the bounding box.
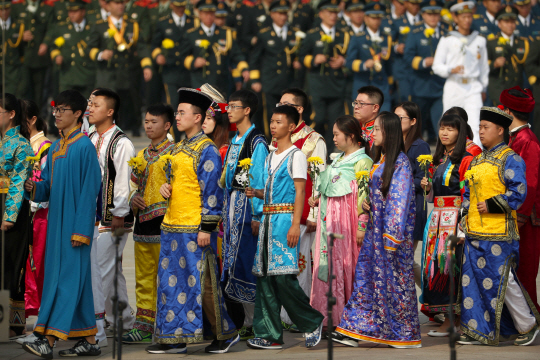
[26,127,101,340]
[336,152,421,347]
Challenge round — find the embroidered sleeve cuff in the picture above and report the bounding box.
[152,48,162,59]
[184,55,194,70]
[200,214,221,233]
[303,55,313,69]
[71,233,90,245]
[517,212,529,224]
[90,48,100,61]
[412,56,423,70]
[383,233,402,251]
[485,195,511,214]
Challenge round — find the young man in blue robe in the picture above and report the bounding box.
[458,106,540,346]
[221,89,268,339]
[22,90,102,358]
[245,105,324,350]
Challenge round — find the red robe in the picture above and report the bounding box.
[272,121,324,225]
[509,125,540,312]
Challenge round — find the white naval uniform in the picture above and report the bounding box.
[432,30,489,145]
[90,125,136,330]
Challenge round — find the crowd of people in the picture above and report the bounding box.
[2,0,540,144]
[2,80,540,358]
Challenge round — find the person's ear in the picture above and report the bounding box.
[165,121,171,131]
[297,106,304,116]
[107,108,114,118]
[244,106,250,119]
[28,116,38,127]
[411,117,417,126]
[74,110,83,120]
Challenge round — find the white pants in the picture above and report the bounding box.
[505,271,537,334]
[91,227,107,345]
[442,78,483,146]
[243,303,255,327]
[96,231,134,330]
[280,224,315,325]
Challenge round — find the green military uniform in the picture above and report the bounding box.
[126,0,151,42]
[88,6,152,133]
[226,0,263,54]
[181,0,248,98]
[486,7,529,105]
[11,0,54,106]
[0,2,26,97]
[289,0,314,32]
[48,16,96,97]
[525,35,540,138]
[86,3,108,25]
[249,0,303,137]
[298,0,349,145]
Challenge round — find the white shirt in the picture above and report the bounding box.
[110,15,123,30]
[519,14,531,27]
[432,31,489,89]
[342,13,351,27]
[485,11,496,25]
[320,24,335,41]
[391,4,400,20]
[171,11,186,28]
[501,32,514,47]
[406,11,420,26]
[73,19,86,32]
[89,125,136,227]
[0,17,11,30]
[101,8,110,21]
[270,145,307,180]
[273,23,288,40]
[201,23,215,37]
[351,23,365,35]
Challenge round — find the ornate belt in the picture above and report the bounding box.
[263,203,294,214]
[434,196,462,208]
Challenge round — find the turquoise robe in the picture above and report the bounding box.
[26,127,101,340]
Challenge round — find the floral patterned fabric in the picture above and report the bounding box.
[336,152,421,347]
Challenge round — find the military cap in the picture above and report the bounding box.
[66,0,87,10]
[449,0,475,13]
[345,0,365,12]
[496,5,519,20]
[364,1,386,17]
[269,0,290,12]
[420,0,443,13]
[318,0,341,12]
[196,0,218,12]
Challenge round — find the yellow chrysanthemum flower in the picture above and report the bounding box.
[321,34,333,43]
[238,158,253,169]
[307,156,324,165]
[160,154,174,163]
[54,37,65,48]
[199,39,211,49]
[400,26,410,35]
[487,33,496,41]
[356,170,369,180]
[464,169,477,181]
[162,38,175,49]
[498,37,509,45]
[424,28,435,38]
[107,28,117,38]
[417,154,433,166]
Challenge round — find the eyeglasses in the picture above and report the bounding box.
[276,102,301,108]
[352,101,376,108]
[174,111,202,117]
[398,116,410,121]
[228,105,246,111]
[52,107,74,114]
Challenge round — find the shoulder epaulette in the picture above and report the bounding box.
[187,27,198,33]
[95,19,106,24]
[473,14,482,19]
[413,27,423,33]
[308,27,320,34]
[260,26,270,33]
[158,14,170,21]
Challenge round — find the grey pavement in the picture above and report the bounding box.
[2,136,539,359]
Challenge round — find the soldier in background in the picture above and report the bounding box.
[249,0,302,137]
[514,0,540,38]
[486,6,529,106]
[0,0,26,97]
[299,0,349,147]
[525,27,540,137]
[88,0,153,135]
[472,0,501,37]
[48,0,96,98]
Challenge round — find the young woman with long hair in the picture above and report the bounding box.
[20,99,52,319]
[420,114,479,336]
[308,115,372,330]
[394,101,431,288]
[203,104,231,164]
[0,93,34,337]
[333,112,421,348]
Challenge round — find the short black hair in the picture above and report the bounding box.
[54,90,87,123]
[229,89,258,119]
[357,86,384,107]
[281,87,308,108]
[273,105,299,126]
[147,103,174,124]
[506,89,531,122]
[92,88,121,122]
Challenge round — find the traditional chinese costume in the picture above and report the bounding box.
[336,152,421,348]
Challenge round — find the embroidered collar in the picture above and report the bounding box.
[185,130,205,144]
[486,141,505,153]
[293,120,306,134]
[509,123,530,135]
[2,125,20,140]
[148,137,171,152]
[60,125,81,141]
[30,131,46,145]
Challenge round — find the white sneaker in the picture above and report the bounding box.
[15,333,36,345]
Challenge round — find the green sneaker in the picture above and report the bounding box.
[289,324,301,333]
[457,334,481,345]
[122,329,153,344]
[281,321,291,330]
[514,326,539,346]
[239,326,254,341]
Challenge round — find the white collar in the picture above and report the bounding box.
[501,32,514,45]
[352,23,364,34]
[73,19,86,30]
[320,23,335,35]
[391,4,400,19]
[406,11,419,25]
[272,23,288,36]
[171,11,185,26]
[30,131,45,143]
[0,17,11,29]
[509,123,531,135]
[342,12,351,26]
[109,15,123,27]
[485,11,496,23]
[367,26,381,40]
[201,23,215,35]
[101,8,110,19]
[518,13,531,25]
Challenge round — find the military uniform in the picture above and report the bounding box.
[226,0,264,54]
[11,0,54,106]
[472,10,499,38]
[0,14,26,97]
[151,9,195,108]
[403,0,446,139]
[48,19,96,97]
[515,13,540,38]
[250,4,303,136]
[88,14,152,132]
[299,0,350,146]
[181,21,248,97]
[290,0,314,32]
[525,34,540,137]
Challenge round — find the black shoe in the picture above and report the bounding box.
[146,343,187,354]
[22,335,54,359]
[58,338,101,357]
[205,334,240,354]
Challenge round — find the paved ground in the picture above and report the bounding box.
[2,136,540,359]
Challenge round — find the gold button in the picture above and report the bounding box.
[114,54,118,58]
[206,70,210,75]
[277,61,281,65]
[175,51,179,56]
[217,70,221,74]
[176,61,180,65]
[31,27,35,31]
[115,64,119,68]
[505,77,508,81]
[71,53,76,58]
[71,61,75,65]
[31,19,35,24]
[277,70,281,74]
[206,61,210,66]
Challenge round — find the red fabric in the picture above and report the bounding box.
[219,144,229,165]
[499,86,535,113]
[24,208,49,317]
[516,220,540,313]
[458,139,482,198]
[509,127,540,221]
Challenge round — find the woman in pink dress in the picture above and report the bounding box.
[309,115,373,329]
